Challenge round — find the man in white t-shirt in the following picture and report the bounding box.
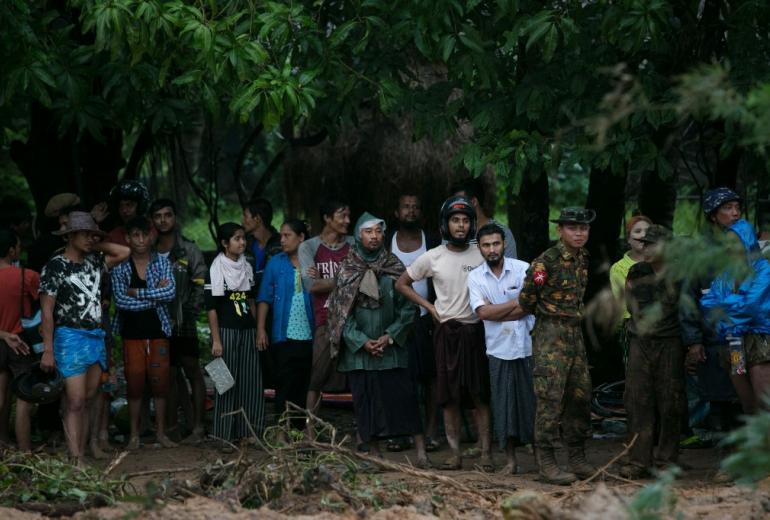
[467,223,536,475]
[396,196,491,471]
[387,193,441,451]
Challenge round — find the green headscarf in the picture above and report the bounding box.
[326,211,404,358]
[353,211,387,262]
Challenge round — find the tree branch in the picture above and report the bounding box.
[287,128,328,147]
[123,123,154,180]
[250,145,287,200]
[233,123,263,207]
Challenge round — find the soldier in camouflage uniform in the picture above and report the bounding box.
[518,208,596,485]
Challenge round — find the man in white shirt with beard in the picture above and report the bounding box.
[467,223,536,474]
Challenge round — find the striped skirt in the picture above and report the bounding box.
[212,327,264,441]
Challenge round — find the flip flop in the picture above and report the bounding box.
[440,455,462,470]
[478,455,495,473]
[386,437,409,452]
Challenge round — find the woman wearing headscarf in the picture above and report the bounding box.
[327,212,430,467]
[205,222,264,445]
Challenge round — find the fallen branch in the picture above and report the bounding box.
[284,402,498,504]
[104,450,129,476]
[553,434,640,502]
[221,407,271,452]
[15,501,94,516]
[579,433,639,486]
[603,472,645,487]
[124,466,198,479]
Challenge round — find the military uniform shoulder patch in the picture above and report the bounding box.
[532,262,548,286]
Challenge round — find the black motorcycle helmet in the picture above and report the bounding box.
[109,179,151,216]
[12,364,65,405]
[439,196,476,246]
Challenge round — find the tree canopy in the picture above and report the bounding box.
[3,1,770,239]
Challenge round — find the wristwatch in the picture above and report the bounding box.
[387,336,394,345]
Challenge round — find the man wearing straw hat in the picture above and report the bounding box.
[39,211,129,464]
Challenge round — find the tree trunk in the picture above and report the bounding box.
[9,104,123,229]
[507,170,550,263]
[638,168,677,228]
[585,168,627,293]
[583,167,627,385]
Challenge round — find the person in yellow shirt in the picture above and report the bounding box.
[609,215,652,367]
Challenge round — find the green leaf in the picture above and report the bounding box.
[458,33,484,53]
[414,27,431,57]
[541,25,558,62]
[523,11,554,51]
[172,70,200,86]
[330,20,357,47]
[440,35,456,62]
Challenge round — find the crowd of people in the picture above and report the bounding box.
[0,181,768,485]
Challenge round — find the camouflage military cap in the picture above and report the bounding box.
[551,207,596,225]
[638,224,672,244]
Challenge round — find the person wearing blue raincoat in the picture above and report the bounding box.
[700,218,770,413]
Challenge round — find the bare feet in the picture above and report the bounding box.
[414,457,432,470]
[90,440,108,459]
[182,429,205,445]
[157,434,178,448]
[500,462,520,475]
[126,436,140,450]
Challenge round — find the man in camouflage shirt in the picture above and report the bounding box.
[518,208,596,485]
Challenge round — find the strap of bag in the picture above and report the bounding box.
[20,267,25,319]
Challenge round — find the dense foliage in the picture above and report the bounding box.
[3,2,770,188]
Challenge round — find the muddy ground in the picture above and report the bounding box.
[3,407,769,519]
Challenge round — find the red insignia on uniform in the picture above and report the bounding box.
[534,271,547,286]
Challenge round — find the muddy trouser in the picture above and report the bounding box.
[624,336,685,469]
[532,318,592,450]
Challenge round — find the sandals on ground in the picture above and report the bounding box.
[440,455,462,470]
[477,455,495,473]
[386,437,410,452]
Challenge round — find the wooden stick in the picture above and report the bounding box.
[283,402,496,503]
[603,471,645,487]
[104,450,129,476]
[220,407,271,452]
[124,466,197,479]
[579,433,639,485]
[207,434,240,452]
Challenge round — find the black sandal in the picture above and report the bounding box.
[386,437,409,452]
